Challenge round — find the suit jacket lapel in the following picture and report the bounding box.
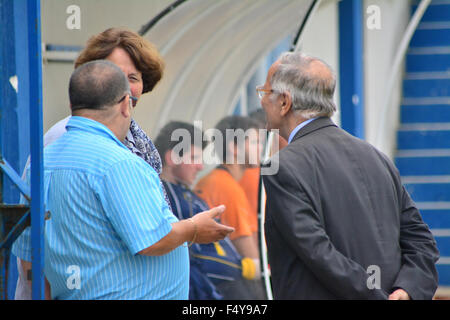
[290,117,337,143]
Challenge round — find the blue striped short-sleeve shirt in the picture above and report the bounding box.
[14,116,189,300]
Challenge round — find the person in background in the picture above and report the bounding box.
[155,121,263,300]
[195,115,266,299]
[260,51,439,299]
[238,109,266,251]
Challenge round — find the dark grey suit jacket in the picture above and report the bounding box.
[262,117,439,300]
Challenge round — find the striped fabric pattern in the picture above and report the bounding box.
[14,116,189,300]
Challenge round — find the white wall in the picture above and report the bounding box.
[364,0,411,158]
[301,0,411,159]
[298,0,341,127]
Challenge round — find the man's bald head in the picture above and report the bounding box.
[69,60,130,112]
[270,52,336,119]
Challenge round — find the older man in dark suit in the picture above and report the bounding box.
[259,52,439,300]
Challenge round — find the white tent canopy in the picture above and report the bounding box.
[136,0,314,136]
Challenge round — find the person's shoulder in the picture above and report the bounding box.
[44,116,71,147]
[196,168,246,197]
[164,180,187,199]
[198,168,236,188]
[109,150,158,174]
[269,141,312,168]
[197,168,221,183]
[262,138,320,182]
[46,130,153,177]
[99,154,160,190]
[240,167,260,181]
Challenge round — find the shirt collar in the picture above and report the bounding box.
[66,116,129,150]
[287,117,318,144]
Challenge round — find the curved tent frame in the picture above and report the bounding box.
[137,0,315,136]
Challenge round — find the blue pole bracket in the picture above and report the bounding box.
[0,159,31,202]
[0,206,30,250]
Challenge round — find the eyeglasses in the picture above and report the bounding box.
[129,95,138,107]
[256,85,278,99]
[117,92,138,108]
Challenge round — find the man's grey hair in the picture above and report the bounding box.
[69,60,130,111]
[270,52,337,119]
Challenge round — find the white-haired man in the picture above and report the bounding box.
[260,52,439,300]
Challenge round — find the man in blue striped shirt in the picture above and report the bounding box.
[14,60,233,300]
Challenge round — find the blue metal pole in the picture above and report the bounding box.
[0,0,19,205]
[27,0,44,300]
[14,0,31,180]
[0,0,17,300]
[338,0,365,139]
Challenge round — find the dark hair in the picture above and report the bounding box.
[154,121,207,165]
[75,27,164,94]
[214,115,260,163]
[69,60,129,111]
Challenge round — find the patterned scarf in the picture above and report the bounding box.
[124,119,172,210]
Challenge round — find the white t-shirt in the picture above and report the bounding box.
[15,116,70,300]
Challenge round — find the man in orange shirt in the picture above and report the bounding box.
[238,167,260,236]
[197,168,258,254]
[238,109,265,247]
[195,115,265,299]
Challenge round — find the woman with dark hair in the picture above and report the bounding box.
[74,27,166,177]
[75,27,164,96]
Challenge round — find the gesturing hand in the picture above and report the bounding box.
[191,205,234,243]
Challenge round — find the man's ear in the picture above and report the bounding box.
[279,91,293,116]
[120,96,131,118]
